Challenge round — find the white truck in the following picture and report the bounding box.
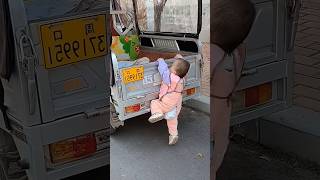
[0,0,109,179]
[110,0,203,130]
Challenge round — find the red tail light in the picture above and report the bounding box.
[258,83,272,103]
[245,82,272,108]
[245,86,259,107]
[49,134,96,164]
[125,104,141,113]
[186,88,196,96]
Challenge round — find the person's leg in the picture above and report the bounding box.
[150,99,164,114]
[166,97,182,145]
[212,98,231,179]
[167,118,178,136]
[167,118,179,145]
[149,99,165,123]
[149,95,179,123]
[167,96,182,134]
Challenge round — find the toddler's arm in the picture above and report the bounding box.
[157,58,170,85]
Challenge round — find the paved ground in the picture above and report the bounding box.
[200,43,210,97]
[217,136,320,180]
[65,166,109,180]
[110,107,210,180]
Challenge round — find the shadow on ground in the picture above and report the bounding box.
[217,136,320,180]
[110,107,210,180]
[64,166,109,180]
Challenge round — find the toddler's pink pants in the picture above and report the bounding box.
[150,93,182,136]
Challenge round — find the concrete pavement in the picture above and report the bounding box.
[110,107,210,180]
[64,166,109,180]
[218,136,320,180]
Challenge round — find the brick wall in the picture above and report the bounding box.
[293,0,320,112]
[201,43,210,97]
[199,1,210,97]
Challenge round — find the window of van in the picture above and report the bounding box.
[135,0,199,34]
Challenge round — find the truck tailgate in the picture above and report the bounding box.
[112,54,201,120]
[121,55,201,100]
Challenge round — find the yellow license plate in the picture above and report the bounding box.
[40,15,107,69]
[122,66,144,84]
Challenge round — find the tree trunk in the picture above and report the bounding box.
[154,6,162,32]
[153,0,168,32]
[136,0,147,30]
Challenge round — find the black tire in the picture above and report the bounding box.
[110,103,123,135]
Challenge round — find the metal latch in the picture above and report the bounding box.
[19,30,37,115]
[242,68,258,76]
[85,108,109,118]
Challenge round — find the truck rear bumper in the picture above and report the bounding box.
[47,150,108,180]
[8,107,109,180]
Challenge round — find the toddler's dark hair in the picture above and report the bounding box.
[211,0,256,53]
[174,58,190,78]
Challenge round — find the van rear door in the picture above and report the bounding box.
[231,0,301,125]
[22,0,108,123]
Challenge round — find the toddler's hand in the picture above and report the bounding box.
[157,58,165,65]
[157,58,165,62]
[175,54,183,59]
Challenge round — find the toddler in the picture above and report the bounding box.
[148,54,190,145]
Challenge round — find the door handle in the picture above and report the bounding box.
[241,68,258,76]
[85,108,109,118]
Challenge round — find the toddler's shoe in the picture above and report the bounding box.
[148,113,164,123]
[168,135,179,145]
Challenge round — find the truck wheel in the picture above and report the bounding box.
[110,103,124,134]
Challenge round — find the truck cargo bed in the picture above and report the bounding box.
[111,50,201,121]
